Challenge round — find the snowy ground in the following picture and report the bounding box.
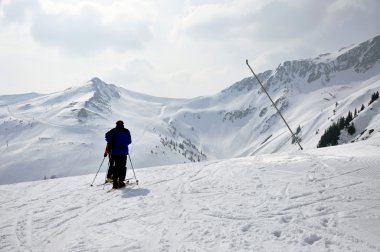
[1,135,380,251]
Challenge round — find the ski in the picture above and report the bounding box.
[106,180,138,193]
[98,178,138,187]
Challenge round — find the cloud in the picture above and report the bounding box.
[0,0,39,22]
[0,0,154,55]
[171,0,380,72]
[177,0,321,42]
[175,0,379,44]
[0,0,379,98]
[104,58,228,98]
[173,1,256,41]
[108,59,155,85]
[319,0,380,45]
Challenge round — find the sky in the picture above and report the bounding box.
[0,0,379,98]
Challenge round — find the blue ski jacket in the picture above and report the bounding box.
[105,124,132,155]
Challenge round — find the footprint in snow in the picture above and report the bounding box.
[302,234,322,245]
[241,223,252,232]
[279,215,292,224]
[321,218,329,227]
[272,230,282,238]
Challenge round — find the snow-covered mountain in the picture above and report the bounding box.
[1,35,380,184]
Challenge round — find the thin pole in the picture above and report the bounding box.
[90,157,106,186]
[246,60,303,150]
[128,154,139,185]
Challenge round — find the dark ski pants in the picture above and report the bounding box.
[111,155,127,184]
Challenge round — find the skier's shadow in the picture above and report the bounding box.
[121,186,150,199]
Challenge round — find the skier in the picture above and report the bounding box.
[104,120,132,189]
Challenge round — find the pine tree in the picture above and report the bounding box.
[345,111,353,126]
[354,108,357,117]
[338,116,345,130]
[347,122,356,135]
[369,91,379,105]
[295,125,301,134]
[317,122,341,148]
[331,123,340,146]
[360,104,365,112]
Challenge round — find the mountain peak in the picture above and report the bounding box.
[86,77,120,99]
[89,77,105,85]
[73,77,121,120]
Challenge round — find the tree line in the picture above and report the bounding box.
[317,90,379,148]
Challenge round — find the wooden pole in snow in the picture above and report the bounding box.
[246,59,303,150]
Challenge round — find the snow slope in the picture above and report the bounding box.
[1,136,380,251]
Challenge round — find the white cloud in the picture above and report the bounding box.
[0,0,379,98]
[1,0,154,55]
[174,1,256,41]
[172,0,380,71]
[173,1,332,44]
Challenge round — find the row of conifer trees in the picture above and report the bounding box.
[317,91,379,148]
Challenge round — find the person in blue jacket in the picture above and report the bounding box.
[104,120,132,189]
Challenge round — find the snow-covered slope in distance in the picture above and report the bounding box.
[1,137,379,251]
[0,35,380,184]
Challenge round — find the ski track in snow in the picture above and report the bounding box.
[1,144,380,251]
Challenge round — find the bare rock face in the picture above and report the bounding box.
[235,35,380,95]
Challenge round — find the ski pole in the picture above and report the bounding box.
[128,154,139,185]
[125,155,132,181]
[246,59,303,150]
[90,157,106,186]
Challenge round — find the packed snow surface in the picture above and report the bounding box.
[1,135,380,251]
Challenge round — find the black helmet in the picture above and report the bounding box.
[116,120,124,126]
